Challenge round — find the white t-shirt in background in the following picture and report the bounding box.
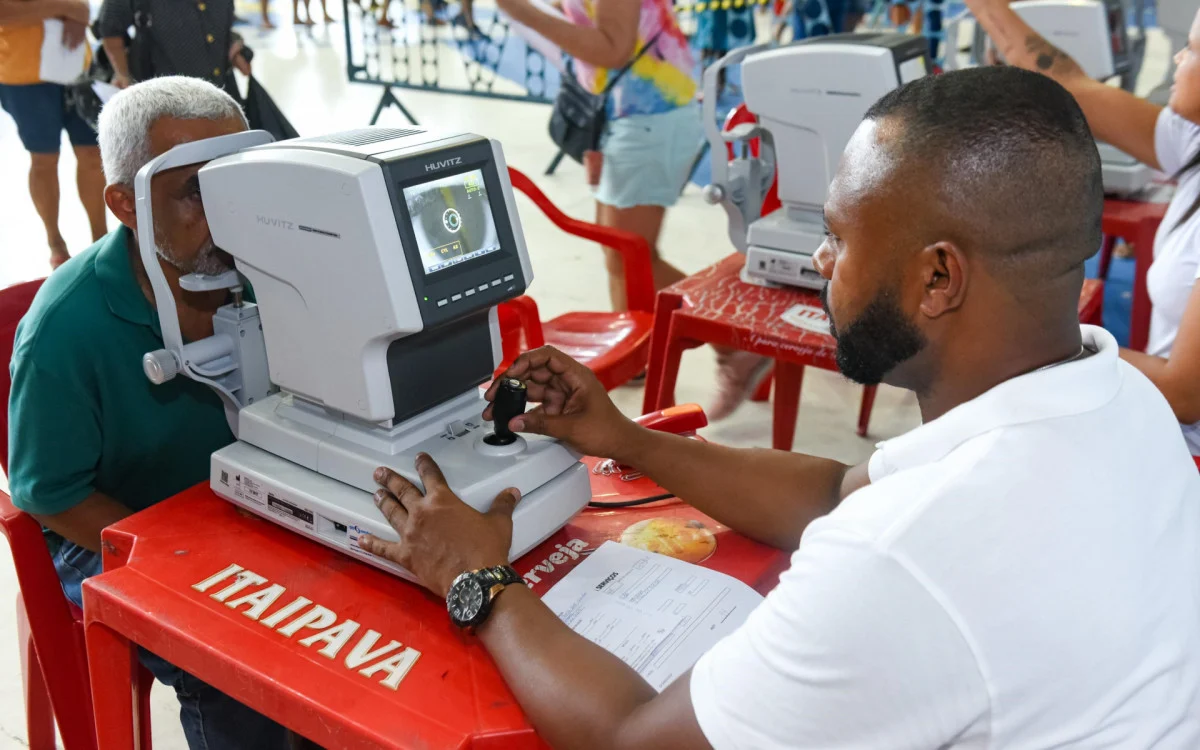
[1147,107,1200,453]
[690,326,1200,749]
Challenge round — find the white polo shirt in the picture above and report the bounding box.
[690,326,1200,748]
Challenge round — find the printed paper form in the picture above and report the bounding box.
[542,541,764,691]
[39,19,88,85]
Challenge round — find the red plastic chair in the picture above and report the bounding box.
[500,168,658,390]
[0,278,154,750]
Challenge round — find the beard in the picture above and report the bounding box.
[157,238,233,276]
[820,283,927,386]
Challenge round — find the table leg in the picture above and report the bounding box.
[85,620,139,750]
[1130,219,1156,352]
[772,361,805,452]
[654,334,694,411]
[751,372,773,403]
[642,292,685,414]
[857,385,878,438]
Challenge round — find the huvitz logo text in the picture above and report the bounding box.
[425,157,463,172]
[257,215,295,230]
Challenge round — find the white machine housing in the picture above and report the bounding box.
[703,34,930,288]
[957,0,1153,195]
[137,127,590,581]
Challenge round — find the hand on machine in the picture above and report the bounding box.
[358,347,650,599]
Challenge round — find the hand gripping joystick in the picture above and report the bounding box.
[485,378,527,447]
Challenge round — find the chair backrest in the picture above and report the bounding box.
[507,167,657,313]
[0,278,101,750]
[1,279,44,476]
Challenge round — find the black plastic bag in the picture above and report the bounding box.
[242,76,298,141]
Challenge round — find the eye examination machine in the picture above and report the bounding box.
[950,0,1153,195]
[135,127,590,581]
[702,34,931,288]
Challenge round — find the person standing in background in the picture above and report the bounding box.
[496,0,703,313]
[0,0,107,269]
[262,0,336,28]
[94,0,250,91]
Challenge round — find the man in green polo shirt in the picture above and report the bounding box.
[7,76,290,750]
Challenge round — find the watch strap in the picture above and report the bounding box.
[480,564,523,590]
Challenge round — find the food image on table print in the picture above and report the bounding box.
[619,518,717,564]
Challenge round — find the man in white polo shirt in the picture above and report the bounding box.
[357,67,1200,748]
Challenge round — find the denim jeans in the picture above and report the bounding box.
[54,540,291,750]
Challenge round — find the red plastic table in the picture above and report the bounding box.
[1101,196,1170,352]
[82,459,790,750]
[642,255,1107,451]
[641,255,876,451]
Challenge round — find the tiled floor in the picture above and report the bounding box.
[0,11,1171,747]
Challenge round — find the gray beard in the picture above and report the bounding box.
[157,241,231,276]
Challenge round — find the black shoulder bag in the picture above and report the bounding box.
[548,31,662,164]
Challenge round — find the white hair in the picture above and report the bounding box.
[98,76,247,186]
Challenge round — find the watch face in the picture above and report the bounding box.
[448,576,485,625]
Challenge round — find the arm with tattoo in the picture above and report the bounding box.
[964,0,1164,169]
[1021,34,1086,79]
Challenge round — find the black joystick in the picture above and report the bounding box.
[485,378,527,446]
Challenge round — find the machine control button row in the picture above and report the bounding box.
[444,419,470,438]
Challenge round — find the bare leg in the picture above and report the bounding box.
[320,0,334,22]
[595,201,682,313]
[29,152,70,268]
[262,0,276,28]
[74,146,107,242]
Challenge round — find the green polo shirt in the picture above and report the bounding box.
[7,228,235,528]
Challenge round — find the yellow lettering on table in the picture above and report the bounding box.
[225,584,287,621]
[277,605,337,637]
[359,647,422,690]
[192,563,244,592]
[343,630,403,669]
[299,620,361,659]
[260,596,313,628]
[211,571,269,602]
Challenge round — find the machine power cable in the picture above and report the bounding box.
[588,493,678,509]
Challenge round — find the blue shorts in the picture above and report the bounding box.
[595,103,704,210]
[0,82,98,154]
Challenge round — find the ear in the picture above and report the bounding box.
[916,242,967,319]
[104,184,137,231]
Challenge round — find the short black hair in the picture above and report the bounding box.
[864,66,1102,284]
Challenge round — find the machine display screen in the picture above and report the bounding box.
[403,169,502,275]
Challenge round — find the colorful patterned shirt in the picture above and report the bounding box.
[561,0,698,119]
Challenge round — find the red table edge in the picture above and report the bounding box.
[86,524,539,749]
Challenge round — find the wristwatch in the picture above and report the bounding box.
[446,565,523,629]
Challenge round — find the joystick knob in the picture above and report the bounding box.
[484,376,528,441]
[485,378,527,446]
